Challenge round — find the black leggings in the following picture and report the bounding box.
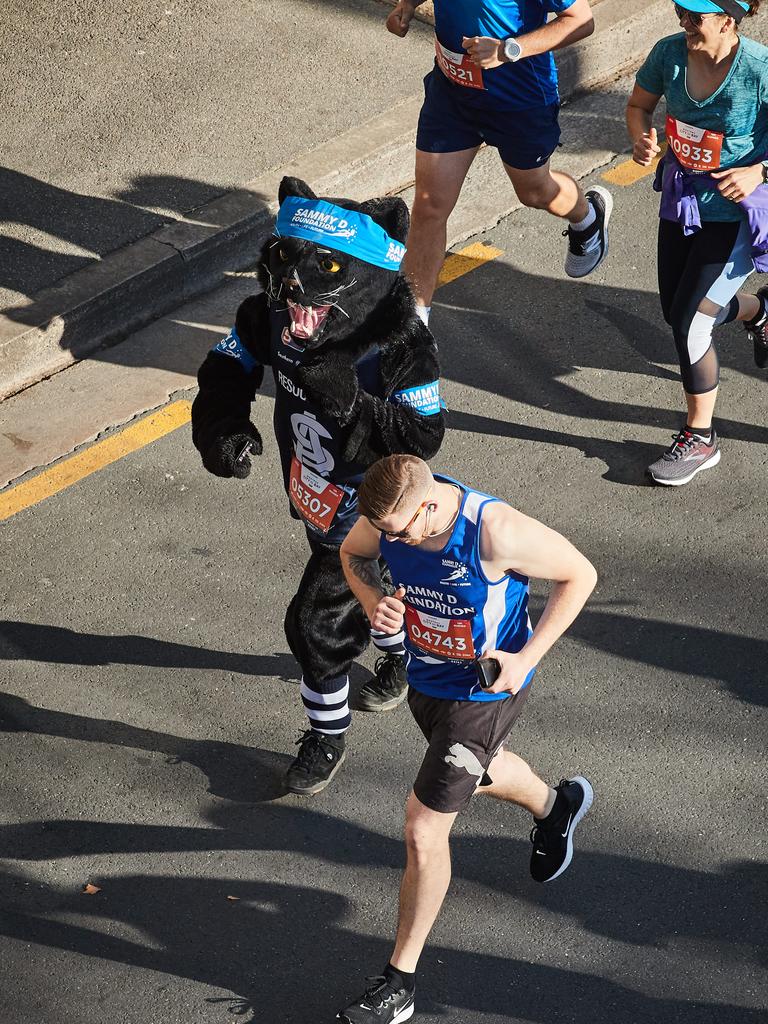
[657,218,746,395]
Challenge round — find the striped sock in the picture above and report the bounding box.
[370,628,406,658]
[300,674,351,736]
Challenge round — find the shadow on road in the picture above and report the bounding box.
[0,804,764,1022]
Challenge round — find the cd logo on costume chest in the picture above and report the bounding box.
[291,411,335,474]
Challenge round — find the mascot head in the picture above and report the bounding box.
[257,176,411,351]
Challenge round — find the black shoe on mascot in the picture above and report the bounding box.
[192,176,445,795]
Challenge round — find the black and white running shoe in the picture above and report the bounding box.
[357,653,408,712]
[564,186,613,279]
[530,776,594,883]
[337,976,415,1024]
[744,284,768,368]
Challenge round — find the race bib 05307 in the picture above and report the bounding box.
[435,38,485,90]
[289,455,344,534]
[665,115,723,173]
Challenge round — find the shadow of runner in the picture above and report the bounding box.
[0,621,294,674]
[0,804,764,970]
[0,692,291,803]
[437,262,768,482]
[0,862,763,1023]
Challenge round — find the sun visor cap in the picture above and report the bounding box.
[674,0,749,15]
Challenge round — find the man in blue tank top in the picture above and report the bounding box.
[384,0,613,328]
[336,453,596,1024]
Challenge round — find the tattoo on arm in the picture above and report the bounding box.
[348,554,384,591]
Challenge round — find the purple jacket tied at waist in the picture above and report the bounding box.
[654,149,768,272]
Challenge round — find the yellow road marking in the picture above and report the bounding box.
[437,242,504,288]
[0,241,502,522]
[0,400,192,523]
[602,144,667,186]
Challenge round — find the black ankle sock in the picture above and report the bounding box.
[686,424,711,441]
[385,963,415,993]
[537,787,568,824]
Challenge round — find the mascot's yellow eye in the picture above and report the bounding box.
[278,247,289,261]
[321,257,342,273]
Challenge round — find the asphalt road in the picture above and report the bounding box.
[1,158,767,1023]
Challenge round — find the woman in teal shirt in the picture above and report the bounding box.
[627,0,768,485]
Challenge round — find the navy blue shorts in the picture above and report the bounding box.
[416,67,561,171]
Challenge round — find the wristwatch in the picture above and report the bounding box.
[503,37,523,62]
[761,160,768,184]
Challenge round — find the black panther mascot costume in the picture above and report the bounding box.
[192,176,445,794]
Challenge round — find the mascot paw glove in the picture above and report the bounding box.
[202,421,263,479]
[297,360,358,423]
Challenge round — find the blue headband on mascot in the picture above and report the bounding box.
[274,196,406,272]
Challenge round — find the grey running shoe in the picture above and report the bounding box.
[744,285,768,368]
[356,654,408,712]
[564,185,613,278]
[647,428,720,486]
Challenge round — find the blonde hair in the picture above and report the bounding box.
[357,455,432,522]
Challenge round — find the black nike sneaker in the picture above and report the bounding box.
[529,776,594,883]
[285,729,345,796]
[356,653,408,712]
[744,285,768,368]
[337,975,415,1024]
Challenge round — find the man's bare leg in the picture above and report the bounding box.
[503,160,588,222]
[389,791,458,973]
[402,147,480,313]
[478,748,555,816]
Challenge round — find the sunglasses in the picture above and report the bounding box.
[673,4,716,23]
[378,495,434,539]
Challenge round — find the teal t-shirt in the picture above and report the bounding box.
[636,32,768,221]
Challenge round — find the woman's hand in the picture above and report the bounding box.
[711,164,764,202]
[632,127,661,166]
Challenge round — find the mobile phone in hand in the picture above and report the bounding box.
[476,657,501,689]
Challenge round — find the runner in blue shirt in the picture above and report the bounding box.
[385,0,613,327]
[627,0,768,485]
[335,454,596,1024]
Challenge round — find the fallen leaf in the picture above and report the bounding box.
[82,883,101,895]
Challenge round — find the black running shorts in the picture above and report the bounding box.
[407,684,531,814]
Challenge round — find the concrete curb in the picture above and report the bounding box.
[0,0,676,401]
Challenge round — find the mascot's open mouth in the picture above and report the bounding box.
[287,299,332,341]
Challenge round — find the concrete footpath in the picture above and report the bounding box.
[0,0,682,400]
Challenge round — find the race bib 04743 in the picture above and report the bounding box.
[405,605,476,662]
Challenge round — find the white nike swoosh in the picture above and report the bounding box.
[535,850,547,856]
[560,814,573,838]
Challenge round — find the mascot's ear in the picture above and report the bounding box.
[357,195,410,244]
[278,176,317,206]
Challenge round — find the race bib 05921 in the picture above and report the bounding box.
[435,38,485,90]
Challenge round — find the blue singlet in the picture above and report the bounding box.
[381,476,535,702]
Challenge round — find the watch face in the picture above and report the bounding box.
[504,38,521,61]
